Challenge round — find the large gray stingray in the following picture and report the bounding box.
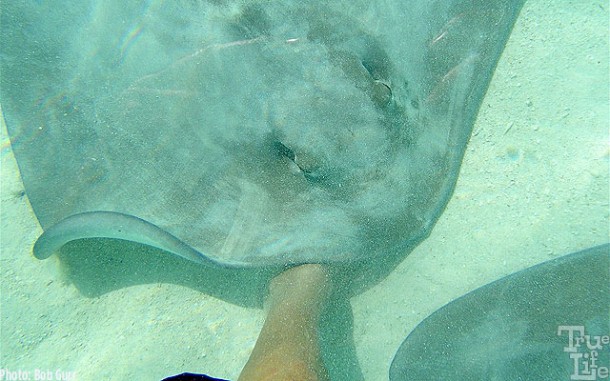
[1,1,524,279]
[390,243,610,381]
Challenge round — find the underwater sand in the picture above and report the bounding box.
[1,1,608,380]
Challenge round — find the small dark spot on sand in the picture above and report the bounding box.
[13,189,25,199]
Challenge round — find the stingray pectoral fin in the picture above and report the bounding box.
[32,211,220,266]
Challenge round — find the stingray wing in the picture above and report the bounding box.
[1,0,524,267]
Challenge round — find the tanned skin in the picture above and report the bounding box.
[237,264,332,381]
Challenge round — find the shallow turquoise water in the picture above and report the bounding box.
[1,1,608,380]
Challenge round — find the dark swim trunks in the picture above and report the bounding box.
[162,372,231,381]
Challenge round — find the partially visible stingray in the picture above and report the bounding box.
[1,1,524,276]
[390,244,610,381]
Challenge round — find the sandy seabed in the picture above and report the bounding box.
[1,1,608,380]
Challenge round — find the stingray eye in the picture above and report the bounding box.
[371,80,392,108]
[301,168,326,183]
[274,140,296,161]
[273,141,326,184]
[360,57,393,109]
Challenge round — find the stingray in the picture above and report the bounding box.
[389,243,610,381]
[1,0,525,276]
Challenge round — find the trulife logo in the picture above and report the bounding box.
[558,325,609,380]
